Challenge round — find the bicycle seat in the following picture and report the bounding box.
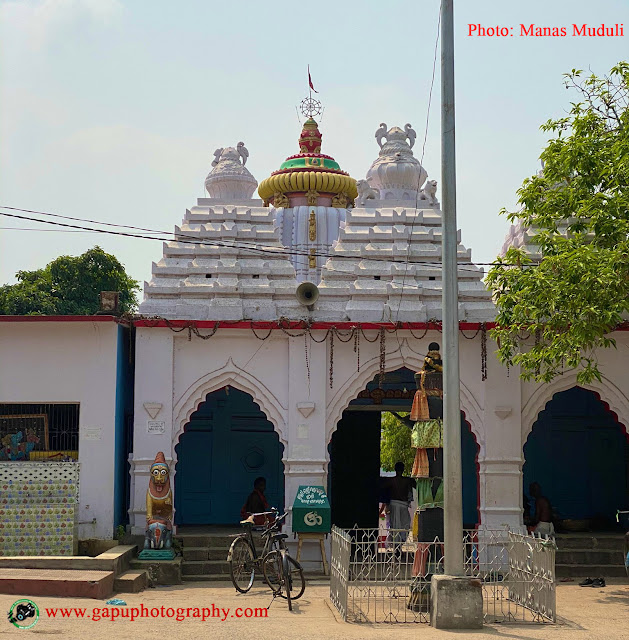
[272,533,288,540]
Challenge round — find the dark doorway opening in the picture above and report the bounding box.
[174,387,284,525]
[328,367,479,530]
[524,386,629,529]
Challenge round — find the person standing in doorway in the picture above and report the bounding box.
[385,461,414,542]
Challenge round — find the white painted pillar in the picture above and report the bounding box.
[283,336,328,529]
[478,346,524,532]
[129,329,175,534]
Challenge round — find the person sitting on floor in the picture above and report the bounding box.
[529,482,555,537]
[240,476,272,526]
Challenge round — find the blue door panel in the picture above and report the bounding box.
[175,388,284,525]
[524,387,627,523]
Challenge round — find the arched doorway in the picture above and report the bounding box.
[174,386,285,525]
[524,386,628,528]
[327,367,479,529]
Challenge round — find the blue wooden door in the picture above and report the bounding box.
[175,388,284,525]
[524,387,627,524]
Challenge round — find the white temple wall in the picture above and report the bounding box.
[0,321,119,540]
[128,326,629,537]
[129,327,500,534]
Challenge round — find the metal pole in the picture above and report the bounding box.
[441,0,464,576]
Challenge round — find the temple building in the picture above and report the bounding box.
[0,111,627,577]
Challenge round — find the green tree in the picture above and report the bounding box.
[487,62,629,384]
[0,246,140,315]
[380,412,415,472]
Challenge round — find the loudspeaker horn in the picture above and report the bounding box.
[296,281,319,307]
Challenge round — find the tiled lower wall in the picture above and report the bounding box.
[0,463,79,556]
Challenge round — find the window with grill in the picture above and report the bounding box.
[0,403,79,462]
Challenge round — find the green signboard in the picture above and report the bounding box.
[292,485,331,533]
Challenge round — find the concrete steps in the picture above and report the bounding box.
[114,569,149,593]
[555,564,627,578]
[183,546,230,561]
[182,559,231,578]
[0,545,146,598]
[0,568,114,599]
[555,534,626,578]
[0,545,137,573]
[176,530,254,581]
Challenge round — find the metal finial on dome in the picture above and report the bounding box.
[300,65,323,118]
[299,96,322,119]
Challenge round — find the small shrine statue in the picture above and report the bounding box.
[143,451,173,553]
[410,342,444,423]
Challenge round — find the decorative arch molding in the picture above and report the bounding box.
[325,345,484,450]
[521,372,629,446]
[172,357,288,452]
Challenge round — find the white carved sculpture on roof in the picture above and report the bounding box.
[420,179,438,205]
[356,179,380,206]
[205,142,258,201]
[366,123,430,201]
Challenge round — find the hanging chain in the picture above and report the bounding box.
[460,327,481,340]
[407,325,429,340]
[329,329,334,389]
[379,328,386,388]
[304,333,311,389]
[354,328,360,372]
[481,322,487,381]
[251,324,273,340]
[534,326,541,376]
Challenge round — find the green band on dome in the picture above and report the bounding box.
[280,157,341,171]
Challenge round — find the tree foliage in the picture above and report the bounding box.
[487,62,629,383]
[380,412,415,472]
[0,246,140,315]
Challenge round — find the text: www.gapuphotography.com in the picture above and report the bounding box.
[44,604,268,623]
[468,23,624,37]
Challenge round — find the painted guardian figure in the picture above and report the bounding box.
[144,451,173,551]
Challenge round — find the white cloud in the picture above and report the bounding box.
[0,0,123,51]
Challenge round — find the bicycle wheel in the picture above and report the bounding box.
[228,537,255,593]
[282,550,292,611]
[262,549,283,595]
[283,553,306,601]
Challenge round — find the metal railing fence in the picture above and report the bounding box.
[329,526,556,624]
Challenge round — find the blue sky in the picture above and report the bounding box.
[0,0,626,288]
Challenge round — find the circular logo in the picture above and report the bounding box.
[7,599,39,629]
[304,511,323,527]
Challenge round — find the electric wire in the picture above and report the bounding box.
[394,0,442,323]
[0,210,503,294]
[0,206,506,270]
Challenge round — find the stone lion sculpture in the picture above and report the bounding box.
[420,180,438,205]
[356,179,380,206]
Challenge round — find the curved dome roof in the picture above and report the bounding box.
[258,118,357,208]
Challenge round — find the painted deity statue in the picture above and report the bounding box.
[144,451,173,551]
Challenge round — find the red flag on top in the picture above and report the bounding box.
[308,65,318,93]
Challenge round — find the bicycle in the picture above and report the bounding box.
[227,509,305,610]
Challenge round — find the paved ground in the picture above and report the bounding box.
[1,578,627,639]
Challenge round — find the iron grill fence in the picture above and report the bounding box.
[329,526,556,624]
[0,403,80,462]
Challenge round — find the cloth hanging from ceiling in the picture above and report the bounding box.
[411,448,430,478]
[416,477,444,509]
[411,419,443,448]
[410,390,430,421]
